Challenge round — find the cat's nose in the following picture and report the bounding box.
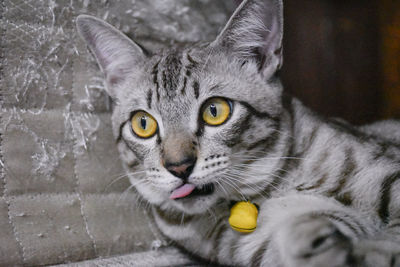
[165,157,196,180]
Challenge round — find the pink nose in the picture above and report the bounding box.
[164,158,196,180]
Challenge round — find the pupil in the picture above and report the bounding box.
[140,116,147,129]
[210,104,217,117]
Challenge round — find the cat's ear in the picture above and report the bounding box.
[212,0,283,78]
[76,15,147,97]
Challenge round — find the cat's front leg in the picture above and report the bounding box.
[278,216,400,267]
[276,212,355,267]
[268,194,400,267]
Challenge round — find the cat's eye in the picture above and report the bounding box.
[131,111,158,138]
[202,98,232,126]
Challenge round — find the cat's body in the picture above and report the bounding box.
[153,96,400,266]
[76,0,400,266]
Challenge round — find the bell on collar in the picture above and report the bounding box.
[229,201,258,233]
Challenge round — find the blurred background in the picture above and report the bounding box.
[281,0,400,125]
[0,0,399,265]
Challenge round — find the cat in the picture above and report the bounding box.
[76,0,400,266]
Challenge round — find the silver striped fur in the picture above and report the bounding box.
[77,1,400,266]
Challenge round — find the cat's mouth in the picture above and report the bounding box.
[170,183,214,200]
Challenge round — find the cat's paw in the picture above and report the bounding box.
[353,239,400,267]
[278,215,354,267]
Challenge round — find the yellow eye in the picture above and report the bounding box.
[202,98,232,126]
[131,111,158,138]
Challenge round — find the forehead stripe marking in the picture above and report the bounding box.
[180,76,187,95]
[151,60,161,101]
[162,53,182,97]
[186,53,197,72]
[193,81,200,99]
[180,54,195,95]
[147,89,152,109]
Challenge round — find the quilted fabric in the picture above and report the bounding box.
[55,247,196,267]
[0,0,235,266]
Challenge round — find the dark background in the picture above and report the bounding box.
[279,0,400,125]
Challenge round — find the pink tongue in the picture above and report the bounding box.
[170,184,196,199]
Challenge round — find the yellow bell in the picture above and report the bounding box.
[228,201,258,233]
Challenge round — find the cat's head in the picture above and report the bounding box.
[77,0,284,214]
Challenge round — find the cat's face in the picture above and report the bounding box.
[112,49,283,214]
[77,0,284,214]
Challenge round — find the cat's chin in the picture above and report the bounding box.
[167,194,220,215]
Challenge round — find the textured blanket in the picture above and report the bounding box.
[0,0,235,265]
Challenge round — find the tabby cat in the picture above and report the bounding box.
[76,0,400,266]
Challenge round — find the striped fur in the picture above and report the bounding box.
[77,1,400,266]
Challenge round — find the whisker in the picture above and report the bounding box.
[232,155,304,161]
[220,173,270,199]
[228,166,291,183]
[118,184,135,203]
[215,180,230,198]
[103,170,147,192]
[222,167,289,196]
[230,164,291,176]
[180,212,186,227]
[223,173,265,191]
[118,179,150,204]
[206,207,217,223]
[219,178,247,201]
